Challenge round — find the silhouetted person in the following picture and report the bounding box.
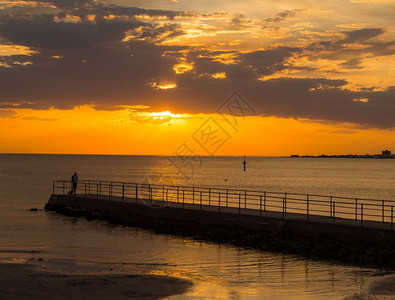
[71,172,78,195]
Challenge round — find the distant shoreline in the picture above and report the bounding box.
[1,153,394,159]
[291,155,394,159]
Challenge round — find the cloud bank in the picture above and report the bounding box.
[0,0,394,128]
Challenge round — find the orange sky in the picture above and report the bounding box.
[0,105,393,155]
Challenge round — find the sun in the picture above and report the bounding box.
[150,111,181,119]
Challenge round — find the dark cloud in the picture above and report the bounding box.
[331,130,357,134]
[242,47,301,76]
[0,101,51,110]
[339,58,363,69]
[133,23,184,42]
[0,2,393,129]
[162,77,395,129]
[264,9,303,23]
[305,28,390,60]
[341,28,385,44]
[0,14,143,52]
[21,116,59,121]
[38,0,96,9]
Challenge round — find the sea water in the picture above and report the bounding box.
[0,154,394,299]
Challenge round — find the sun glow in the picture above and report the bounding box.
[0,105,394,155]
[150,111,181,118]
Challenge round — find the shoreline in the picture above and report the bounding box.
[346,274,395,299]
[0,262,192,299]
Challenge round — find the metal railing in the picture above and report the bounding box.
[53,180,395,230]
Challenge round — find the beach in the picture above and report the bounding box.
[0,263,192,299]
[2,262,395,300]
[346,275,395,300]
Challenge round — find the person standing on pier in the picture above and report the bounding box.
[71,172,78,195]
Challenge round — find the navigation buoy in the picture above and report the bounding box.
[243,155,246,171]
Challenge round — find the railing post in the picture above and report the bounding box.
[226,189,228,207]
[238,194,241,215]
[260,195,262,217]
[391,206,394,230]
[284,195,287,214]
[109,182,111,200]
[135,183,138,202]
[96,184,98,200]
[284,193,287,212]
[200,191,202,211]
[209,188,211,206]
[162,185,165,202]
[192,187,195,204]
[307,195,309,221]
[182,190,185,208]
[177,186,179,203]
[282,198,285,219]
[244,190,247,209]
[166,189,168,204]
[355,198,358,220]
[122,183,125,201]
[264,192,266,211]
[218,193,221,213]
[330,196,333,217]
[99,181,102,195]
[382,200,385,222]
[361,203,363,228]
[333,202,336,224]
[84,183,87,196]
[88,180,90,195]
[63,181,65,195]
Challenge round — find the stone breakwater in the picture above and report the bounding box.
[45,194,395,269]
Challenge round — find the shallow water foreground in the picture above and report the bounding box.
[1,210,394,299]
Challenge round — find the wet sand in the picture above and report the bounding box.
[346,274,395,300]
[0,263,192,299]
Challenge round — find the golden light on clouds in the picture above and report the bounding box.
[353,98,369,103]
[149,82,178,90]
[0,1,56,9]
[173,62,194,74]
[212,72,227,79]
[0,44,37,56]
[211,53,239,65]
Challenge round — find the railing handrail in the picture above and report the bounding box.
[52,179,395,230]
[53,179,395,204]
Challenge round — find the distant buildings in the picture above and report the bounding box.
[381,150,392,158]
[291,150,394,158]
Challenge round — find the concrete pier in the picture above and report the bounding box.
[46,180,395,267]
[45,194,395,246]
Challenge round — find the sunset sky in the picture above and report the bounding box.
[0,0,394,155]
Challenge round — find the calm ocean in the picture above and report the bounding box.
[0,154,394,299]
